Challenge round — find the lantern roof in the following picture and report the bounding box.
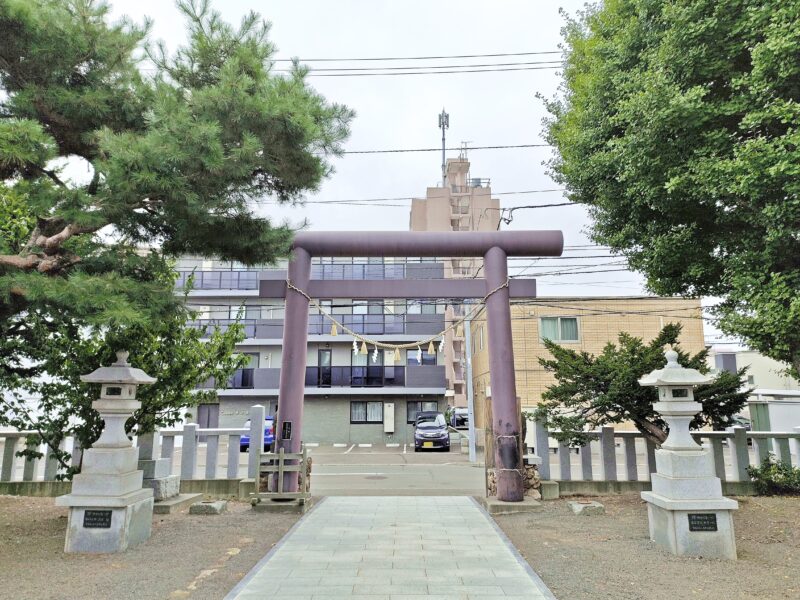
[639,350,712,387]
[80,351,156,385]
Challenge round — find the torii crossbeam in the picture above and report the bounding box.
[260,230,564,502]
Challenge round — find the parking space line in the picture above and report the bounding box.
[403,444,407,454]
[344,444,355,454]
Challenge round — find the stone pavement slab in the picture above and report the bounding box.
[225,496,556,599]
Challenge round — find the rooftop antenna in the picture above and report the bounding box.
[459,141,471,161]
[438,108,449,187]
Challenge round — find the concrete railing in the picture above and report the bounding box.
[0,431,81,482]
[531,419,800,484]
[159,405,265,481]
[0,405,267,485]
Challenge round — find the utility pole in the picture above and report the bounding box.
[463,304,477,463]
[438,108,449,187]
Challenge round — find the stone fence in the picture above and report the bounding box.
[530,418,800,494]
[0,405,267,495]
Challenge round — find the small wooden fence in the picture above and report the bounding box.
[531,419,800,483]
[256,446,311,502]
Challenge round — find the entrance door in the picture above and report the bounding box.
[318,349,332,386]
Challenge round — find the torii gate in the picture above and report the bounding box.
[259,230,563,502]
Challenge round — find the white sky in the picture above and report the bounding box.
[107,0,653,298]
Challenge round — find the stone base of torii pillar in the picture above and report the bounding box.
[639,350,738,560]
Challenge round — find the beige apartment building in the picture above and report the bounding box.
[469,297,706,444]
[409,156,500,409]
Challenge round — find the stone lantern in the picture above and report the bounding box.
[639,350,738,560]
[56,351,156,553]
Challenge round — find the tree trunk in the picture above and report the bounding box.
[635,419,668,446]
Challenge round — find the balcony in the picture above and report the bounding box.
[305,366,406,387]
[175,270,259,290]
[201,365,445,392]
[199,367,282,390]
[305,365,445,389]
[310,262,444,280]
[191,313,445,339]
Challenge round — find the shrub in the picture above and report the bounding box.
[747,456,800,496]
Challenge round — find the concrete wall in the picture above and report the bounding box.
[302,397,444,445]
[218,398,278,428]
[216,396,445,443]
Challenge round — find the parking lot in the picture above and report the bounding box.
[308,444,486,496]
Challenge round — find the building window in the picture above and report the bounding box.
[715,353,738,375]
[351,401,383,424]
[479,327,484,350]
[242,353,259,368]
[407,400,440,423]
[747,375,755,385]
[406,350,437,366]
[540,317,579,342]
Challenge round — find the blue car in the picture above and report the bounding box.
[240,417,275,452]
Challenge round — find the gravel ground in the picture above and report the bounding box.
[494,494,800,600]
[0,495,298,600]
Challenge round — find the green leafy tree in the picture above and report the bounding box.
[543,0,800,376]
[0,0,351,470]
[1,261,248,478]
[0,0,351,326]
[531,324,749,445]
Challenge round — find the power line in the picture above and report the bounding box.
[269,51,561,62]
[253,187,565,204]
[507,255,620,260]
[510,268,632,278]
[340,144,551,155]
[284,60,562,72]
[282,65,561,77]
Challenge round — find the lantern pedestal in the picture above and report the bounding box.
[641,448,738,560]
[638,351,738,560]
[56,352,156,553]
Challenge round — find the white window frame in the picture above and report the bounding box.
[539,316,581,343]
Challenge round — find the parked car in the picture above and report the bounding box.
[240,417,276,452]
[414,411,450,452]
[450,407,469,429]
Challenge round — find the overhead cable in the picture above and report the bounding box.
[281,65,561,77]
[282,60,562,72]
[269,51,561,62]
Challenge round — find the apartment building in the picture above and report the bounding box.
[179,256,448,444]
[469,296,706,444]
[410,156,500,409]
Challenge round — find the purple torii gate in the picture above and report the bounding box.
[260,230,563,502]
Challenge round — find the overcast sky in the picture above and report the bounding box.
[108,0,651,298]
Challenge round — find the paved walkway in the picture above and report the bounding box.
[226,496,555,599]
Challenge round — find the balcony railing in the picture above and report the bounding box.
[176,270,259,290]
[199,365,444,391]
[229,368,254,389]
[310,263,443,280]
[188,319,258,338]
[308,314,407,335]
[190,314,445,339]
[305,366,407,388]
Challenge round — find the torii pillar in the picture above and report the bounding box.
[269,230,564,502]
